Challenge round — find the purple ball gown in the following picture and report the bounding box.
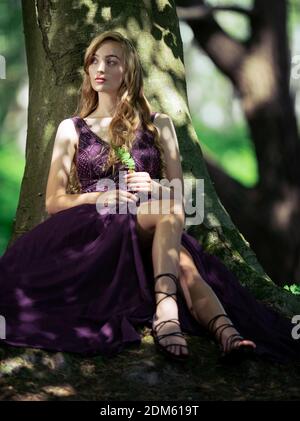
[0,112,299,363]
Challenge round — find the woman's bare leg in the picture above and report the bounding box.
[178,246,256,352]
[136,200,188,358]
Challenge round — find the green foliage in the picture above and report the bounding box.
[288,0,300,36]
[193,119,258,187]
[207,0,253,42]
[0,0,25,125]
[284,283,300,295]
[0,143,25,255]
[114,146,136,171]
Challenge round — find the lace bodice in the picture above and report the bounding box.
[71,112,161,193]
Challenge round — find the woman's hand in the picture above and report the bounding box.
[124,171,157,196]
[97,189,139,208]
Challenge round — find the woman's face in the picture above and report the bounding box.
[88,40,125,95]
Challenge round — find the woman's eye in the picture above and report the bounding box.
[91,58,116,65]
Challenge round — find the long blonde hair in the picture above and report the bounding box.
[67,30,167,194]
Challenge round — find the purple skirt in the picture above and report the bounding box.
[0,204,299,363]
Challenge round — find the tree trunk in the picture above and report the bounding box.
[8,0,299,315]
[177,0,300,285]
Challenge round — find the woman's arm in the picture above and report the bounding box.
[45,119,103,215]
[152,113,185,207]
[46,191,101,216]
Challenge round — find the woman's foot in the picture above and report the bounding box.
[152,316,188,361]
[152,273,189,361]
[207,314,256,362]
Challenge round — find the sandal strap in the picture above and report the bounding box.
[154,272,184,301]
[224,333,244,353]
[213,323,234,342]
[154,273,178,307]
[206,314,254,357]
[207,313,228,333]
[207,314,243,352]
[152,275,187,355]
[154,318,187,343]
[153,318,180,334]
[155,291,177,306]
[156,331,187,342]
[154,272,179,288]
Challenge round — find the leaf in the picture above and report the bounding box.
[283,283,300,295]
[114,146,136,171]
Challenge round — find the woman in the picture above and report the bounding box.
[0,31,298,364]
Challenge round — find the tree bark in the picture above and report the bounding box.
[8,0,299,315]
[177,0,300,285]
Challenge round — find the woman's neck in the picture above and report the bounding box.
[93,94,118,117]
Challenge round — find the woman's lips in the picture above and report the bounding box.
[95,79,106,83]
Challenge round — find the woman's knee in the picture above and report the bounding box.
[157,199,185,227]
[137,198,184,232]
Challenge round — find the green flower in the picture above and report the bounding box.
[114,145,136,172]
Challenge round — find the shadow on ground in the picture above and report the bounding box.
[0,328,300,401]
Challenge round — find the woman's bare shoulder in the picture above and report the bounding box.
[152,112,170,123]
[57,117,79,149]
[152,112,172,132]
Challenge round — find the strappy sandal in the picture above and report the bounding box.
[151,272,189,362]
[207,313,256,363]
